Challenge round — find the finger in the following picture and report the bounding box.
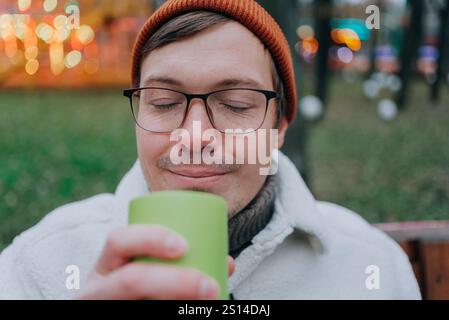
[78,263,220,300]
[96,225,188,275]
[228,256,235,277]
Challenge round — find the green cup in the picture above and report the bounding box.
[128,190,229,300]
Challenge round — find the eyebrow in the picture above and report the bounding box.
[141,75,266,90]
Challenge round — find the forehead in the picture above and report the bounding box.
[139,21,275,91]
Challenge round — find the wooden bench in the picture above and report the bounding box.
[375,221,449,300]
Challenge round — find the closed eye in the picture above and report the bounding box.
[222,104,253,113]
[151,103,182,110]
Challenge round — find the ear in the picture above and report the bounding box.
[277,117,288,149]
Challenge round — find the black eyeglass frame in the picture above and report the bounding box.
[123,86,280,133]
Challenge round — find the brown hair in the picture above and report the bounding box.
[139,10,285,125]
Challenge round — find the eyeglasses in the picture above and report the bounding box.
[123,87,279,133]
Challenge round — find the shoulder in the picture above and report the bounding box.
[0,193,120,299]
[316,200,400,253]
[315,201,421,299]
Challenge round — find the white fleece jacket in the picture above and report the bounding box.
[0,152,421,299]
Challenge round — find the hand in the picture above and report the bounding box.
[77,225,235,300]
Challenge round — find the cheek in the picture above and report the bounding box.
[235,164,267,207]
[136,129,170,175]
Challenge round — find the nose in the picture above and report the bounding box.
[181,98,216,155]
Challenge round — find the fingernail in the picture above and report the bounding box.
[164,235,188,255]
[199,278,219,299]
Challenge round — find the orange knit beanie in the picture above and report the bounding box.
[131,0,298,124]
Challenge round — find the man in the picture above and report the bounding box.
[0,0,420,299]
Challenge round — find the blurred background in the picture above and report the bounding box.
[0,0,448,253]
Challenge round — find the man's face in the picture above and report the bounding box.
[136,21,288,216]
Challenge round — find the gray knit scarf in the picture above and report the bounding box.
[228,174,278,258]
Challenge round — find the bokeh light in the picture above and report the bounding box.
[10,49,24,65]
[1,0,149,86]
[14,22,28,40]
[337,47,353,64]
[5,39,18,58]
[43,0,58,13]
[24,45,38,60]
[75,25,94,45]
[36,23,54,43]
[53,15,68,30]
[49,42,64,75]
[331,28,362,51]
[302,37,319,54]
[55,27,70,42]
[0,16,15,41]
[25,59,39,75]
[296,25,314,40]
[18,0,32,12]
[64,50,82,68]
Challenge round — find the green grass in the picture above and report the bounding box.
[0,89,137,250]
[0,81,448,251]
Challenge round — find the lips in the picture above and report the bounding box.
[166,166,230,189]
[168,166,229,178]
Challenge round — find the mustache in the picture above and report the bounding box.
[156,155,242,172]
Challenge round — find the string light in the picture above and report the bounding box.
[3,1,96,78]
